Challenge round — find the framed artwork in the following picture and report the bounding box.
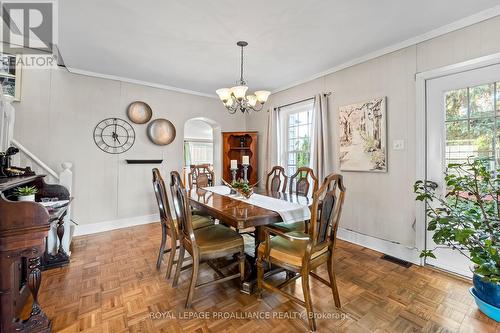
[0,54,21,101]
[339,97,387,172]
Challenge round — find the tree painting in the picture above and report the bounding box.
[339,97,387,172]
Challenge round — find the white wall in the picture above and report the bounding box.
[14,67,245,228]
[184,119,213,141]
[246,15,500,251]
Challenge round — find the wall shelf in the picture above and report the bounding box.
[125,159,163,164]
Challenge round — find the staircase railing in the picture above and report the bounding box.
[10,139,74,256]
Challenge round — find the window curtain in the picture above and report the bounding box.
[310,93,331,181]
[265,106,280,174]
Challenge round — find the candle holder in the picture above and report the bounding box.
[230,168,238,183]
[242,165,249,183]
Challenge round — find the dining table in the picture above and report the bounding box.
[188,186,313,293]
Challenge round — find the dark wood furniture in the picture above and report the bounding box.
[222,131,258,184]
[188,187,312,293]
[256,174,346,332]
[0,175,70,333]
[289,166,318,196]
[170,171,245,308]
[188,164,214,188]
[152,168,212,278]
[265,166,288,192]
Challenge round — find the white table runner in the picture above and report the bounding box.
[203,185,311,224]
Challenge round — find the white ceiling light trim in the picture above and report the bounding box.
[272,4,500,94]
[64,66,217,99]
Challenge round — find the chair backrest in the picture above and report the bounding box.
[266,166,288,193]
[289,167,318,196]
[309,174,346,250]
[188,164,215,188]
[170,170,196,242]
[152,168,175,230]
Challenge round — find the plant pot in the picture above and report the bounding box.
[472,273,500,309]
[470,288,500,322]
[18,194,35,202]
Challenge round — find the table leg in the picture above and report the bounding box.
[42,215,70,270]
[13,255,52,332]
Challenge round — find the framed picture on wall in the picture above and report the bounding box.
[0,53,21,101]
[339,97,387,172]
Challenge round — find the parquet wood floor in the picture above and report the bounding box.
[23,223,500,333]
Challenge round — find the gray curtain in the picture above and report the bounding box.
[265,106,280,174]
[310,93,331,182]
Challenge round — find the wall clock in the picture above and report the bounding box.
[93,118,135,154]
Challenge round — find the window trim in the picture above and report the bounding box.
[278,99,315,175]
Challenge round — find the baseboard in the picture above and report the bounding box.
[74,214,159,236]
[337,228,421,265]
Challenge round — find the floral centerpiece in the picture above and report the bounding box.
[222,179,255,199]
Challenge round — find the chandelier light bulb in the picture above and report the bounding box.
[255,90,271,103]
[216,88,231,102]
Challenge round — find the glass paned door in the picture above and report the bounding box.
[425,63,500,277]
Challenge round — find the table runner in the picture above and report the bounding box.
[202,185,311,224]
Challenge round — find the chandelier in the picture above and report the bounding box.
[216,41,270,114]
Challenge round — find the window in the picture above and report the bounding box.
[280,99,315,175]
[184,141,213,166]
[445,82,500,170]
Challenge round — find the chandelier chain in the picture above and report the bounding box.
[240,44,244,84]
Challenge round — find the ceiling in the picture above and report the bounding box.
[59,0,500,96]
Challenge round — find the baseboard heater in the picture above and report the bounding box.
[381,254,412,268]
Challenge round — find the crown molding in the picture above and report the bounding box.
[271,5,500,94]
[64,66,217,99]
[61,5,500,99]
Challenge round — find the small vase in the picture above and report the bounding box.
[18,194,35,202]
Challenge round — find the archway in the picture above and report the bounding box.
[183,117,222,185]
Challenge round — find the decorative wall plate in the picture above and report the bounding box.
[147,119,176,145]
[127,101,153,124]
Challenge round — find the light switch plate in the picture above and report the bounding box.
[393,139,404,150]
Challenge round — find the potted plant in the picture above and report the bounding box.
[14,185,38,202]
[414,158,499,321]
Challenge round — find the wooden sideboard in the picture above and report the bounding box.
[222,131,258,184]
[0,175,70,333]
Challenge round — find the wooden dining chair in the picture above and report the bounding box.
[256,173,346,332]
[170,171,246,308]
[289,166,319,196]
[266,166,288,193]
[271,167,319,233]
[188,164,215,188]
[152,168,213,279]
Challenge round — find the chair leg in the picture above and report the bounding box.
[172,244,185,288]
[238,252,246,285]
[301,271,316,332]
[165,230,176,279]
[256,256,264,299]
[327,257,341,308]
[156,223,167,270]
[185,252,199,308]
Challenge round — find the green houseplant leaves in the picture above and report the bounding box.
[414,158,500,283]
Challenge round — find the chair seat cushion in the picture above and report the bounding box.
[194,224,244,254]
[192,214,214,229]
[258,231,328,266]
[271,221,306,233]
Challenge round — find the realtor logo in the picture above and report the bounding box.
[1,1,57,54]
